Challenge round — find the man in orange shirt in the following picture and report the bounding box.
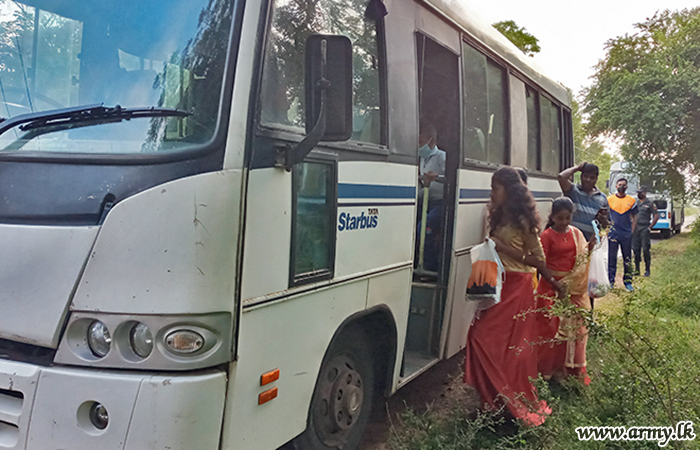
[608,178,638,291]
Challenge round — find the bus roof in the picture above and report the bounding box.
[424,0,570,107]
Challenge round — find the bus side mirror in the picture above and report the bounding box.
[605,180,609,190]
[305,34,353,140]
[277,34,353,171]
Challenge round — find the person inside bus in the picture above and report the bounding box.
[416,120,446,272]
[464,167,563,426]
[558,162,609,241]
[632,186,659,277]
[608,178,638,291]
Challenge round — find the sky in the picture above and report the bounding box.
[466,0,700,99]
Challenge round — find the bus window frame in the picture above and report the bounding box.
[459,35,511,170]
[252,0,390,160]
[289,153,338,287]
[538,91,564,176]
[520,78,541,172]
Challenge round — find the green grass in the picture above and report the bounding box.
[389,229,700,450]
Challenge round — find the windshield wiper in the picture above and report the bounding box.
[0,104,191,138]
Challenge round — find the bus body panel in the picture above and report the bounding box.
[222,279,369,450]
[71,170,242,315]
[365,267,412,393]
[29,366,225,450]
[336,162,416,278]
[0,225,98,348]
[240,168,293,303]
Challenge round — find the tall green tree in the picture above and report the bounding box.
[492,20,541,56]
[584,8,700,196]
[570,90,616,192]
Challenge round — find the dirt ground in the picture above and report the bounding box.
[358,353,479,450]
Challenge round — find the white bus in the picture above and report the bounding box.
[608,162,684,238]
[0,0,572,449]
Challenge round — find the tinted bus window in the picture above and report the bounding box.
[291,161,335,284]
[462,42,507,165]
[526,86,539,170]
[541,98,561,174]
[260,0,382,144]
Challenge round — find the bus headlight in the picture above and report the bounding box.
[56,312,232,370]
[659,212,667,219]
[87,321,112,358]
[129,322,154,358]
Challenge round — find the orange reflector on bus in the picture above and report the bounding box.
[258,387,278,405]
[261,369,280,386]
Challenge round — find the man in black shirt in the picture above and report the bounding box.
[632,186,659,277]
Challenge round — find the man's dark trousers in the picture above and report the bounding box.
[632,228,651,274]
[609,233,633,285]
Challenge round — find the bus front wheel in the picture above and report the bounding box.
[294,326,374,450]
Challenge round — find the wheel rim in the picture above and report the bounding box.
[312,354,365,447]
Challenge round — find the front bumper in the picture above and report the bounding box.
[652,220,670,230]
[0,359,226,450]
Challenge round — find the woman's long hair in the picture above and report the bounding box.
[488,167,540,234]
[545,197,575,230]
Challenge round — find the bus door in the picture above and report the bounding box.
[403,32,460,381]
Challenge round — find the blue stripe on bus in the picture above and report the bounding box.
[338,183,415,199]
[531,191,561,199]
[459,188,491,199]
[653,222,670,229]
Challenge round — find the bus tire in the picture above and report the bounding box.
[293,326,374,450]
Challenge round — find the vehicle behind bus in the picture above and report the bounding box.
[609,162,684,238]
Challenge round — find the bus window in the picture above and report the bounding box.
[461,41,508,165]
[526,86,540,170]
[291,160,336,285]
[260,0,382,145]
[541,97,561,174]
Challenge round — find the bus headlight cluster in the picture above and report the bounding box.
[57,312,231,370]
[660,211,667,219]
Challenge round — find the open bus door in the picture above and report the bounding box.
[402,33,460,382]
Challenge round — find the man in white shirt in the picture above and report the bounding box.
[416,120,446,271]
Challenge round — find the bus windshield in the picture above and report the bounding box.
[0,0,233,155]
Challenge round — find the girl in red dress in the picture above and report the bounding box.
[536,197,593,385]
[464,167,564,426]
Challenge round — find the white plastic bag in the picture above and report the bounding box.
[465,238,505,311]
[588,222,610,299]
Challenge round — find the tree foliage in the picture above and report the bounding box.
[584,8,700,196]
[492,20,541,57]
[569,91,616,192]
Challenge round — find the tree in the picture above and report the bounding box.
[569,90,616,192]
[584,8,700,196]
[492,20,541,57]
